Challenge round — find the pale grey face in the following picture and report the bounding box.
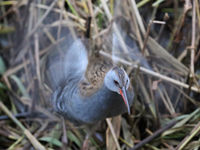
[104,67,130,93]
[104,66,131,114]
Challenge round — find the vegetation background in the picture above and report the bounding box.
[0,0,200,150]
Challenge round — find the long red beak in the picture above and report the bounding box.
[119,87,130,114]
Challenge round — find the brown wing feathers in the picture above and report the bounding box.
[79,56,113,97]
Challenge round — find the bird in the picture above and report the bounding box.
[43,34,134,125]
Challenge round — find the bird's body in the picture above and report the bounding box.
[44,37,134,125]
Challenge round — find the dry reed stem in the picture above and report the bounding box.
[141,20,152,54]
[20,97,59,121]
[102,0,188,74]
[87,0,98,35]
[57,0,65,40]
[100,0,131,59]
[137,76,156,118]
[130,0,146,34]
[128,0,143,50]
[106,118,121,150]
[190,0,196,77]
[175,121,200,150]
[100,50,200,93]
[130,120,178,150]
[34,33,41,84]
[0,101,45,150]
[27,0,56,38]
[35,3,86,25]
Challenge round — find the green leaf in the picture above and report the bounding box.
[97,13,104,28]
[0,56,6,75]
[10,75,29,97]
[0,1,17,6]
[65,0,79,17]
[152,0,165,7]
[137,0,151,8]
[0,82,7,89]
[67,130,81,147]
[39,137,62,147]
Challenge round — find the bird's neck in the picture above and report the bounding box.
[75,83,125,122]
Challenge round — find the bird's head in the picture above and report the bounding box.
[104,66,131,114]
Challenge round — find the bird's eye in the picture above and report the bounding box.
[126,79,128,85]
[114,80,119,86]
